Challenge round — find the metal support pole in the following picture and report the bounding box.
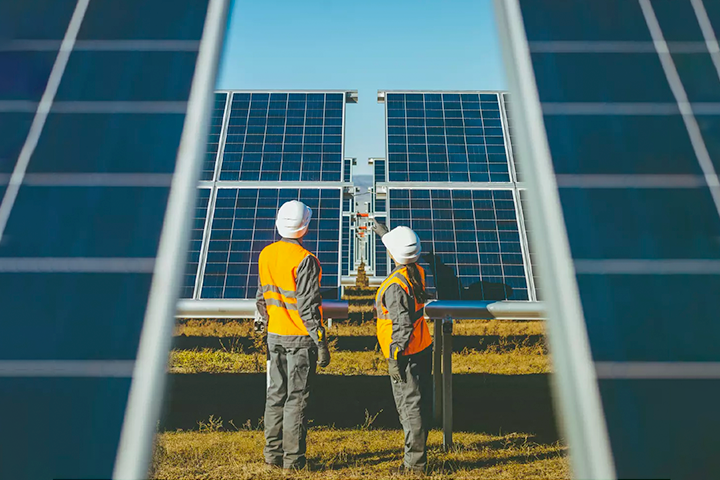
[433,318,443,425]
[442,315,453,450]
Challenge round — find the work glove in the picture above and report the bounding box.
[253,311,266,334]
[372,221,389,237]
[317,327,331,368]
[387,358,403,383]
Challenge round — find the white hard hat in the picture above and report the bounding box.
[382,226,422,265]
[276,200,312,239]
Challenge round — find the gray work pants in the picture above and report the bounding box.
[390,346,433,471]
[264,343,317,469]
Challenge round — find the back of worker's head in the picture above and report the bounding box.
[382,226,421,265]
[382,226,427,303]
[276,200,312,239]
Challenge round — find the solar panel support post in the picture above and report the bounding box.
[441,315,454,451]
[433,318,443,425]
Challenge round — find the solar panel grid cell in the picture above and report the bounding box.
[181,188,211,298]
[201,188,341,299]
[386,93,511,183]
[201,93,228,181]
[220,92,344,182]
[388,188,528,300]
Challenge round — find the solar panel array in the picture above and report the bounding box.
[503,1,720,478]
[0,1,227,479]
[385,92,511,183]
[184,90,353,300]
[219,92,345,182]
[380,91,534,300]
[388,189,529,300]
[201,188,341,298]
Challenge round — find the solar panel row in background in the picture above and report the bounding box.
[219,92,345,182]
[342,215,351,276]
[200,188,341,299]
[181,188,212,298]
[388,188,528,300]
[0,1,227,479]
[502,0,720,478]
[384,92,511,183]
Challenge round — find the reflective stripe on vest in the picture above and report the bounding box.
[375,265,432,359]
[258,240,322,337]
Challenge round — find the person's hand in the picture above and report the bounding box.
[388,358,403,383]
[253,313,266,334]
[372,222,389,237]
[318,343,331,368]
[317,327,331,368]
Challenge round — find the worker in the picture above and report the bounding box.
[255,200,331,470]
[373,223,433,474]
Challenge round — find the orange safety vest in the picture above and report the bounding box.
[258,240,323,337]
[375,265,432,359]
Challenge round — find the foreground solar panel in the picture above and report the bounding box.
[497,0,720,478]
[381,92,512,183]
[0,1,229,479]
[198,188,342,299]
[388,188,529,300]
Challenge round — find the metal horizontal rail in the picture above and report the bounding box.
[424,300,546,320]
[176,299,545,321]
[175,299,349,319]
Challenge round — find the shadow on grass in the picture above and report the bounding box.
[160,373,560,442]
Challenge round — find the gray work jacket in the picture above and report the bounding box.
[256,238,323,349]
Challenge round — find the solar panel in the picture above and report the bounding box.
[199,188,342,299]
[201,92,229,181]
[343,157,353,182]
[383,92,512,183]
[0,1,228,479]
[219,92,346,182]
[342,215,351,276]
[373,156,387,184]
[373,214,389,277]
[518,190,540,300]
[498,0,720,477]
[388,188,529,300]
[181,188,211,298]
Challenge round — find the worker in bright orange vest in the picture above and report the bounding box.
[255,200,330,470]
[373,223,433,474]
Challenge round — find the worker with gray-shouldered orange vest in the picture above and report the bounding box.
[373,223,433,474]
[255,200,331,471]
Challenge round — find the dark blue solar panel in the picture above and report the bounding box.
[219,92,344,182]
[375,198,386,213]
[0,113,34,173]
[517,1,720,477]
[201,93,228,181]
[181,189,211,298]
[385,92,511,183]
[343,157,352,182]
[342,216,350,276]
[374,157,386,183]
[373,215,388,277]
[0,1,219,479]
[201,188,342,299]
[388,189,528,300]
[518,190,540,300]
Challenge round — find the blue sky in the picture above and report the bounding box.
[216,0,507,175]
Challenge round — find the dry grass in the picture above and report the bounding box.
[175,319,545,338]
[169,342,549,375]
[151,427,568,480]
